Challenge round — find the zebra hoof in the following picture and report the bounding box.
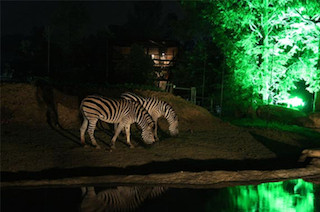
[83,144,90,148]
[129,145,135,149]
[95,145,101,149]
[111,145,116,149]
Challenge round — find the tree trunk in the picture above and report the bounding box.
[314,91,320,112]
[315,35,320,112]
[262,0,270,104]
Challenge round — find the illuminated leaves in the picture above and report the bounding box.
[197,0,320,107]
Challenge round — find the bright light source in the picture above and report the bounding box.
[276,96,304,109]
[286,96,305,108]
[276,96,305,109]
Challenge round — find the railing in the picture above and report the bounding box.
[166,83,197,104]
[165,83,221,115]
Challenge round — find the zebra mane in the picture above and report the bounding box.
[160,100,178,121]
[121,92,145,104]
[122,92,178,122]
[132,101,155,128]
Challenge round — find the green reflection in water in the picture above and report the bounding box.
[206,179,318,212]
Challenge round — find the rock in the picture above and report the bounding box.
[295,112,320,130]
[308,113,320,128]
[298,148,320,162]
[256,105,306,124]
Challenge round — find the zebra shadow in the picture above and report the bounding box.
[35,81,81,147]
[83,121,175,150]
[95,122,144,149]
[53,126,82,147]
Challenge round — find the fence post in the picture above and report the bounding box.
[166,83,173,93]
[191,87,196,104]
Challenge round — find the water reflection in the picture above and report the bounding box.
[1,179,318,211]
[206,179,318,212]
[80,179,318,211]
[80,186,167,212]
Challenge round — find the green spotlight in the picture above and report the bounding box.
[286,96,305,108]
[276,96,305,110]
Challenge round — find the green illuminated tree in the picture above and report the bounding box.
[278,2,320,111]
[189,0,320,111]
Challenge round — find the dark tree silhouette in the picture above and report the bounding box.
[113,43,155,85]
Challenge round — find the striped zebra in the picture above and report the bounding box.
[80,186,167,212]
[121,92,178,141]
[80,95,155,149]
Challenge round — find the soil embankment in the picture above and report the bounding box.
[1,83,320,188]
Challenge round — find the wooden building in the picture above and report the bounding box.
[112,40,179,90]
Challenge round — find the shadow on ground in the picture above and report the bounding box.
[250,132,302,158]
[1,156,309,182]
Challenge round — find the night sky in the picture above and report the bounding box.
[1,0,185,84]
[1,0,183,36]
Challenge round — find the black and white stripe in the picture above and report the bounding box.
[81,186,167,212]
[80,95,155,149]
[121,92,179,141]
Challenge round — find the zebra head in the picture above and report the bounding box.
[134,102,156,144]
[169,118,179,136]
[141,123,156,144]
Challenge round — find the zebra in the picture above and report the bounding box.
[120,92,178,141]
[80,95,155,149]
[80,186,167,212]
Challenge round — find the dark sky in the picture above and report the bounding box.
[1,0,183,36]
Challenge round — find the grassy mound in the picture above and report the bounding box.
[1,83,219,132]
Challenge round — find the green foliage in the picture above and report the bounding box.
[194,0,320,109]
[226,179,316,212]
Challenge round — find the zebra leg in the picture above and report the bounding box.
[114,123,119,132]
[81,186,96,199]
[80,118,88,146]
[87,118,101,149]
[114,123,125,136]
[111,123,123,149]
[125,124,134,148]
[155,119,159,141]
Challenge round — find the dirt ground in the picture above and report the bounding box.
[1,122,319,172]
[1,83,320,187]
